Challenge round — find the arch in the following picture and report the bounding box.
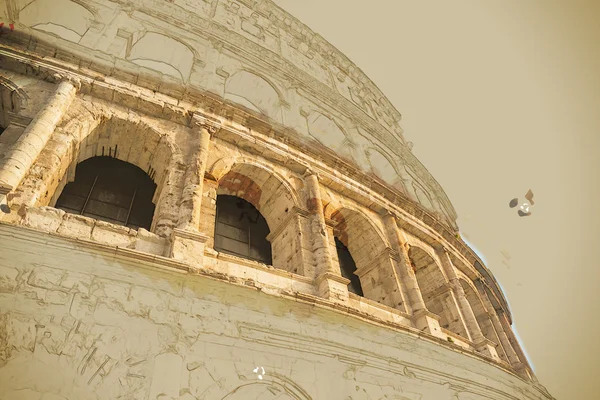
[0,75,28,136]
[335,236,363,296]
[214,194,272,265]
[366,147,406,193]
[76,115,177,188]
[19,0,94,43]
[128,32,195,81]
[224,70,284,122]
[213,161,299,231]
[42,113,180,237]
[55,156,157,230]
[0,77,28,115]
[331,207,388,267]
[408,246,469,338]
[331,206,404,307]
[210,160,303,273]
[223,382,296,399]
[460,279,509,362]
[306,111,348,150]
[222,378,311,400]
[413,182,435,212]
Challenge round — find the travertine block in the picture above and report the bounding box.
[91,220,137,248]
[22,206,65,233]
[56,213,94,239]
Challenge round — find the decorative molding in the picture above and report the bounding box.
[171,228,210,243]
[315,271,350,286]
[191,113,221,134]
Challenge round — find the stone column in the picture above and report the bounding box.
[304,168,349,302]
[0,77,78,207]
[474,278,521,366]
[176,115,214,231]
[382,212,444,338]
[497,306,534,379]
[435,246,500,360]
[169,115,217,269]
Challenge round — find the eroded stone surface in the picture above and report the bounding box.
[0,224,553,400]
[0,0,553,398]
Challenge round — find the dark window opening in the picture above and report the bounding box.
[0,125,5,136]
[214,195,272,265]
[335,237,363,296]
[55,156,157,230]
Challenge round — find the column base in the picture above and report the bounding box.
[315,272,350,303]
[412,309,446,339]
[169,228,209,272]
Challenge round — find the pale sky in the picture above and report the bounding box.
[273,1,600,399]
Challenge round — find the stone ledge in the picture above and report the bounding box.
[0,221,529,385]
[207,250,313,284]
[18,206,168,256]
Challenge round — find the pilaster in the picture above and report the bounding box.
[171,114,219,269]
[435,245,500,360]
[381,211,447,336]
[176,114,217,231]
[304,168,346,302]
[474,278,522,366]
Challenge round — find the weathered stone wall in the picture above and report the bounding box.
[0,223,554,400]
[0,0,457,228]
[0,66,549,396]
[0,0,554,397]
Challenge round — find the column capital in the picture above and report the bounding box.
[52,73,81,91]
[191,114,221,134]
[303,167,319,179]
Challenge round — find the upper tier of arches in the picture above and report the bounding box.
[0,0,458,231]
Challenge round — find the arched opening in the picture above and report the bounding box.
[0,81,23,137]
[224,71,283,122]
[367,148,406,193]
[330,207,404,310]
[222,381,309,400]
[20,0,94,43]
[408,246,469,338]
[334,237,363,296]
[55,156,157,230]
[128,32,195,81]
[210,161,306,274]
[214,194,272,265]
[461,279,509,362]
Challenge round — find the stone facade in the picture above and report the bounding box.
[0,0,554,399]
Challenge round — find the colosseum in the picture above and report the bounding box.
[0,1,555,399]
